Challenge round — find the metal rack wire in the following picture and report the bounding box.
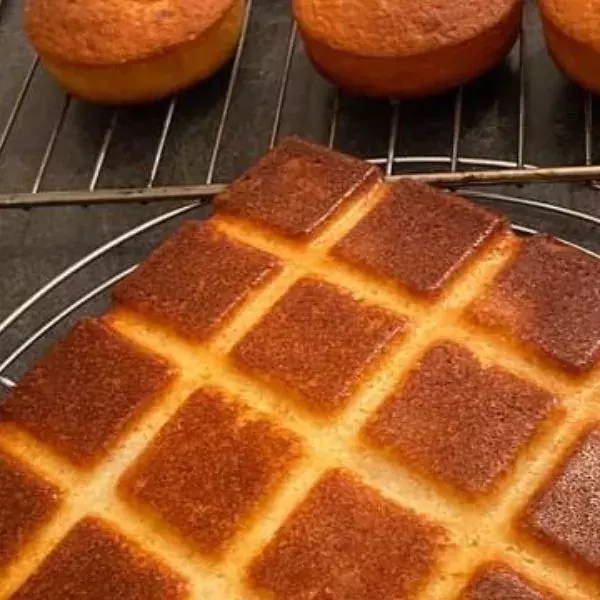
[2,3,600,207]
[1,0,599,392]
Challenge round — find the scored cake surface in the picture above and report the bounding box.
[1,136,600,599]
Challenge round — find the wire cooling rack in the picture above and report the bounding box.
[0,0,599,391]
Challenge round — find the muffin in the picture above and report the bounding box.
[24,0,244,104]
[293,0,524,98]
[539,0,600,95]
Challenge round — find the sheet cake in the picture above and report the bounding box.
[1,136,600,599]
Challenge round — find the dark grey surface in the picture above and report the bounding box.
[0,0,599,381]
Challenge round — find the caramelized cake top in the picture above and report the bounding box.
[470,235,600,373]
[11,517,188,599]
[248,469,447,600]
[3,138,600,600]
[232,277,406,415]
[459,563,561,600]
[292,0,521,57]
[363,342,557,497]
[119,387,302,557]
[114,221,281,341]
[521,427,600,577]
[333,180,505,297]
[216,137,380,238]
[0,318,175,467]
[0,450,61,569]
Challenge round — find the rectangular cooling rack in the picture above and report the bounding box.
[0,0,599,391]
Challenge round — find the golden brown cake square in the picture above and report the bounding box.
[215,137,380,238]
[119,387,303,557]
[0,451,61,570]
[10,517,187,599]
[470,235,600,373]
[248,469,447,600]
[363,342,557,496]
[333,180,505,297]
[232,277,406,415]
[521,427,600,577]
[459,563,560,600]
[0,318,175,467]
[114,220,282,341]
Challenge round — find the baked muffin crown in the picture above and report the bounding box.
[293,0,523,58]
[540,0,600,51]
[25,0,238,65]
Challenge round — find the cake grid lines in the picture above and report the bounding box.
[3,164,600,598]
[109,211,530,508]
[99,500,240,598]
[104,221,592,599]
[1,256,593,600]
[0,168,390,599]
[0,372,208,598]
[111,180,516,592]
[108,312,469,537]
[211,213,424,324]
[0,426,83,492]
[3,316,596,599]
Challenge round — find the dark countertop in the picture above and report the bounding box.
[0,0,599,381]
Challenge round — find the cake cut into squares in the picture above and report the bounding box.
[0,450,61,570]
[248,469,446,600]
[215,136,380,238]
[119,387,303,557]
[4,137,600,599]
[333,180,505,297]
[114,220,281,341]
[521,427,600,576]
[363,342,557,496]
[459,563,561,600]
[232,277,406,415]
[470,235,600,373]
[0,318,175,467]
[11,516,187,599]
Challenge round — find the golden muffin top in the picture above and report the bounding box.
[540,0,600,52]
[293,0,523,57]
[25,0,238,65]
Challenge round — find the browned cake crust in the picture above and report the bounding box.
[3,139,600,599]
[119,387,302,557]
[114,221,281,342]
[470,235,600,373]
[521,427,600,578]
[0,318,175,467]
[293,0,523,97]
[215,137,381,238]
[11,517,188,599]
[363,342,557,497]
[0,451,61,570]
[232,277,406,415]
[333,180,506,298]
[248,469,447,600]
[459,563,561,600]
